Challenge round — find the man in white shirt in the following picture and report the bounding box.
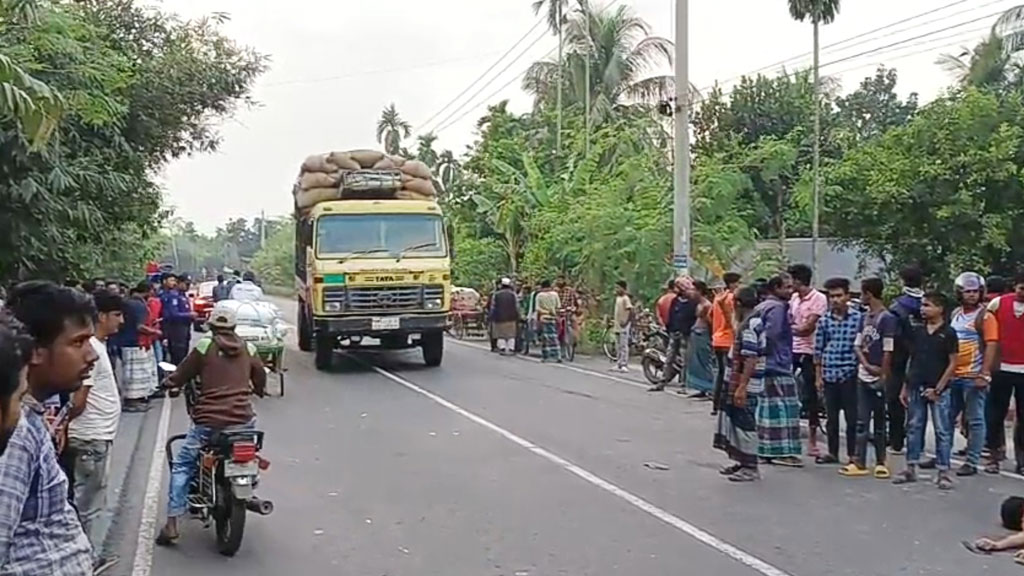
[67,290,124,573]
[229,271,265,302]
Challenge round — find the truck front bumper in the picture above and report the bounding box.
[313,313,448,336]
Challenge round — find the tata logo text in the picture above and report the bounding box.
[365,275,405,282]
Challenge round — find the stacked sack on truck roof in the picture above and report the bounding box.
[293,149,437,211]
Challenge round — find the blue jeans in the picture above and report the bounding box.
[950,378,988,466]
[906,385,953,470]
[167,420,255,517]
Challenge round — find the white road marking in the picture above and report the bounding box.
[448,338,1024,482]
[369,364,794,576]
[131,397,173,576]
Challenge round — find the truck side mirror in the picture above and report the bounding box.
[445,221,455,259]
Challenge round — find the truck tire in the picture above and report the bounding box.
[314,334,333,371]
[421,332,443,367]
[297,303,312,352]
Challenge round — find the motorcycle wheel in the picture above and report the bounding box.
[215,496,247,557]
[642,355,664,385]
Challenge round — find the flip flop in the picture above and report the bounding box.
[155,529,179,547]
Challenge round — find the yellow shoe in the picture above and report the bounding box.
[839,463,870,477]
[874,465,891,479]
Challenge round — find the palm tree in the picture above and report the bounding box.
[787,0,841,277]
[1,0,63,149]
[522,3,682,124]
[532,0,568,154]
[436,149,460,190]
[936,5,1024,88]
[375,103,411,155]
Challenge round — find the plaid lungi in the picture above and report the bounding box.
[756,374,803,458]
[540,319,559,361]
[121,346,157,401]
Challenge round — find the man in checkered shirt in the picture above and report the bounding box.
[812,277,863,466]
[1,282,97,575]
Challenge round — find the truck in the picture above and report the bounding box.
[293,151,453,370]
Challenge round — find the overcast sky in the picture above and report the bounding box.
[155,0,1008,232]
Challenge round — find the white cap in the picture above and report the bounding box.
[500,277,512,287]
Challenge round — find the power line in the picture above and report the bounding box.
[423,32,552,136]
[261,52,508,88]
[413,18,547,135]
[434,47,558,135]
[704,0,1007,92]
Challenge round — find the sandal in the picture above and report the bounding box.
[155,527,179,547]
[892,470,917,485]
[815,454,839,465]
[984,461,1001,475]
[719,463,743,476]
[937,474,954,491]
[727,468,760,482]
[838,463,870,477]
[873,465,891,479]
[774,456,804,468]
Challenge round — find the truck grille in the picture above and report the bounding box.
[322,285,444,312]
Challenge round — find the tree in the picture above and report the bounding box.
[376,103,411,155]
[532,0,568,152]
[415,132,439,167]
[833,66,917,147]
[0,0,266,284]
[825,88,1024,284]
[251,218,294,288]
[937,5,1024,89]
[0,0,63,148]
[522,2,675,121]
[788,0,841,276]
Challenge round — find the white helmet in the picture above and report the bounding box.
[207,303,238,330]
[954,271,984,293]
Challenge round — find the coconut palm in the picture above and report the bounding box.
[375,103,411,155]
[522,3,684,124]
[787,0,841,277]
[532,0,569,153]
[436,149,460,190]
[937,5,1024,88]
[1,0,63,149]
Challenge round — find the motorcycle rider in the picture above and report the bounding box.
[156,303,267,546]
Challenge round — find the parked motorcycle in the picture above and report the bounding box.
[159,362,273,557]
[640,331,682,386]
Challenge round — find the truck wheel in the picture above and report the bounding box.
[298,304,312,352]
[422,332,443,367]
[314,334,333,371]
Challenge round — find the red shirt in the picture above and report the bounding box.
[141,296,162,348]
[656,292,675,327]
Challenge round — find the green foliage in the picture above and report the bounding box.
[251,218,294,288]
[0,0,265,284]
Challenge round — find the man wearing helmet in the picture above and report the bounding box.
[156,303,267,546]
[948,272,998,476]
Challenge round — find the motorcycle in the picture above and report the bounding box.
[640,330,682,386]
[159,362,273,557]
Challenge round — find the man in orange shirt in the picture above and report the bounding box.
[710,272,742,415]
[655,279,676,328]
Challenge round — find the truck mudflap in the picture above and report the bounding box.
[313,313,448,335]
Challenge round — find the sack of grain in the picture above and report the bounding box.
[302,154,335,173]
[348,149,385,168]
[401,177,436,197]
[372,156,396,170]
[399,159,432,180]
[327,151,361,171]
[386,154,406,168]
[299,171,340,190]
[295,187,340,209]
[395,189,434,201]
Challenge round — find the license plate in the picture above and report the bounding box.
[224,461,257,477]
[371,317,401,330]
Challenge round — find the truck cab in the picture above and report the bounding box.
[295,197,452,370]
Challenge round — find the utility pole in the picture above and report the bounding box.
[556,0,563,158]
[672,0,690,276]
[260,209,266,249]
[811,17,821,279]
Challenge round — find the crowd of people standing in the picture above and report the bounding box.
[700,264,1024,492]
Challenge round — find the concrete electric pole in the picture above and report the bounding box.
[672,0,690,276]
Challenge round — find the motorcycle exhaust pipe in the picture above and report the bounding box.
[246,497,274,515]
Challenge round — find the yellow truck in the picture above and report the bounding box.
[292,150,452,370]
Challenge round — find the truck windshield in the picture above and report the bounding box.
[315,213,447,259]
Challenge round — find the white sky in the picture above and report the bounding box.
[155,0,1009,232]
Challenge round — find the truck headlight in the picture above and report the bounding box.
[424,298,442,310]
[325,301,342,312]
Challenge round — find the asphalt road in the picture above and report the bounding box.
[113,296,1024,576]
